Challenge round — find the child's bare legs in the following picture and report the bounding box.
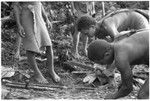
[82,35,88,56]
[72,30,81,58]
[26,50,48,83]
[14,35,27,61]
[14,35,21,59]
[46,46,60,82]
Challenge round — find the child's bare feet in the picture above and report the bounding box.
[34,74,49,84]
[49,71,60,83]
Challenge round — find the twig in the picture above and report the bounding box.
[5,82,56,91]
[64,61,95,70]
[4,81,95,91]
[1,16,11,22]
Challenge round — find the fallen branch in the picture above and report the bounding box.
[64,61,95,71]
[4,81,95,91]
[71,71,90,75]
[1,16,12,22]
[4,81,66,90]
[74,86,95,90]
[51,21,62,24]
[5,83,56,91]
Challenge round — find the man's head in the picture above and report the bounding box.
[87,40,114,65]
[77,15,96,37]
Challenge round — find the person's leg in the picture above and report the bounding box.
[46,46,60,82]
[137,78,149,99]
[82,35,88,56]
[26,50,48,83]
[72,28,81,58]
[14,35,21,59]
[14,35,27,61]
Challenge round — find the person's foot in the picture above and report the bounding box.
[72,52,81,59]
[34,74,49,84]
[49,71,60,83]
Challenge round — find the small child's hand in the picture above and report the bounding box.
[18,25,25,37]
[46,19,52,30]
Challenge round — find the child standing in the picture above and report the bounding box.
[13,2,60,83]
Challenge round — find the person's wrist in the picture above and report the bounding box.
[46,18,50,23]
[17,23,22,28]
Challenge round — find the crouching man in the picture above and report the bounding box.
[87,29,149,99]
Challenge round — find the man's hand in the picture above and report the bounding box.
[83,49,87,56]
[18,25,25,37]
[103,69,114,77]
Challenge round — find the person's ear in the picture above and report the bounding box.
[104,48,112,58]
[104,51,111,57]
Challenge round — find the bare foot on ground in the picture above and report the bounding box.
[49,71,60,83]
[34,74,49,84]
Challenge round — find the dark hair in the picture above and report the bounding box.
[77,15,96,31]
[87,39,110,62]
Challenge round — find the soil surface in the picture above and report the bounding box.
[1,29,148,100]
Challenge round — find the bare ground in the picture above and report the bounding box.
[1,29,148,100]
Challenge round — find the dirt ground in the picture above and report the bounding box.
[2,58,144,100]
[1,29,148,100]
[1,69,140,100]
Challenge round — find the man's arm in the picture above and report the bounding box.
[105,53,133,99]
[104,61,116,77]
[82,35,88,56]
[101,20,116,41]
[72,28,81,58]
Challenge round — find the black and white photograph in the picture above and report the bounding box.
[1,0,149,99]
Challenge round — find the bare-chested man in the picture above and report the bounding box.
[74,9,149,58]
[87,29,149,99]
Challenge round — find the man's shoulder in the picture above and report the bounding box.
[114,41,129,52]
[114,41,131,60]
